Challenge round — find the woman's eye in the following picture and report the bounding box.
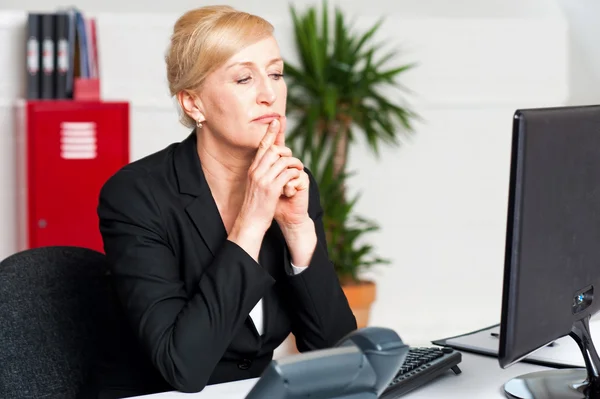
[237,73,284,84]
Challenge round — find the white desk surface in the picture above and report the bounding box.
[131,352,551,398]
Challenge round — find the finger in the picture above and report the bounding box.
[288,172,310,192]
[264,156,303,182]
[282,179,298,197]
[251,145,294,176]
[297,172,310,191]
[274,116,287,147]
[259,145,293,167]
[272,145,292,158]
[275,168,301,190]
[255,119,280,162]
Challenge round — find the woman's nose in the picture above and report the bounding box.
[256,79,276,105]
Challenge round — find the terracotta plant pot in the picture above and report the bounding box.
[342,280,376,329]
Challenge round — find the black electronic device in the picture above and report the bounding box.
[245,327,408,399]
[245,326,463,398]
[379,346,462,398]
[499,105,600,399]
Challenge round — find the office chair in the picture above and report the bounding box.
[0,246,123,399]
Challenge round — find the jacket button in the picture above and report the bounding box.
[238,359,252,370]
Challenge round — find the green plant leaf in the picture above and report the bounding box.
[285,1,418,282]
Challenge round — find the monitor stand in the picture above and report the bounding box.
[503,315,600,399]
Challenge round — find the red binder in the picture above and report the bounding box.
[15,100,129,253]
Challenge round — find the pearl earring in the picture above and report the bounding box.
[196,119,203,128]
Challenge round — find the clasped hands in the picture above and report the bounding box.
[236,116,316,266]
[248,116,310,231]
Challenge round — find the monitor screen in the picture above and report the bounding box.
[499,105,600,398]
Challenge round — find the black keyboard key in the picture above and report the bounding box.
[380,346,462,398]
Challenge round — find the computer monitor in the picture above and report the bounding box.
[244,327,408,399]
[499,105,600,398]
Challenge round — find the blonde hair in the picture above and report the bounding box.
[165,5,274,128]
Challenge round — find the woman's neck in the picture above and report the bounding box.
[196,132,253,214]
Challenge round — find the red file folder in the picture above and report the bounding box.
[15,100,129,253]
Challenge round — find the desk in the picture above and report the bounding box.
[130,352,550,398]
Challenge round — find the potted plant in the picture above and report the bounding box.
[284,1,417,328]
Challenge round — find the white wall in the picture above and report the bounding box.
[0,0,565,17]
[556,0,600,105]
[0,0,580,346]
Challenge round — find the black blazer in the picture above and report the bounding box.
[94,131,357,396]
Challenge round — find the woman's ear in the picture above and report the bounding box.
[177,90,205,124]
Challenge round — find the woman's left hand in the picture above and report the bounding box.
[273,117,317,266]
[272,116,311,228]
[275,168,311,228]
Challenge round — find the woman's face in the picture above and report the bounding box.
[197,35,287,151]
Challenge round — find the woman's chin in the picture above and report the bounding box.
[231,140,262,154]
[225,128,269,152]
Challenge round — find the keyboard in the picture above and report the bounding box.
[380,346,462,398]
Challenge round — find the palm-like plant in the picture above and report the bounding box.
[284,1,417,284]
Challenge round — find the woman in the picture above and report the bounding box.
[92,5,357,397]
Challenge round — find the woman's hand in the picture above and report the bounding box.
[272,117,317,267]
[273,117,311,229]
[228,118,304,260]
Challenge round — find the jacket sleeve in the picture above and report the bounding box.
[283,168,358,352]
[97,169,275,393]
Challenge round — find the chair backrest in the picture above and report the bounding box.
[0,246,121,399]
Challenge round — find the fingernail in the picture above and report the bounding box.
[271,119,279,128]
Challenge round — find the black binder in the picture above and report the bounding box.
[26,13,42,99]
[55,12,71,99]
[40,13,56,99]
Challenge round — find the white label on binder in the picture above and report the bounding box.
[42,38,54,73]
[27,38,39,73]
[57,39,68,73]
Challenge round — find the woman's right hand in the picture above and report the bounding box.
[228,117,303,260]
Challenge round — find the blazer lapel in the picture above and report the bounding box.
[185,195,227,257]
[173,131,266,343]
[174,131,227,256]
